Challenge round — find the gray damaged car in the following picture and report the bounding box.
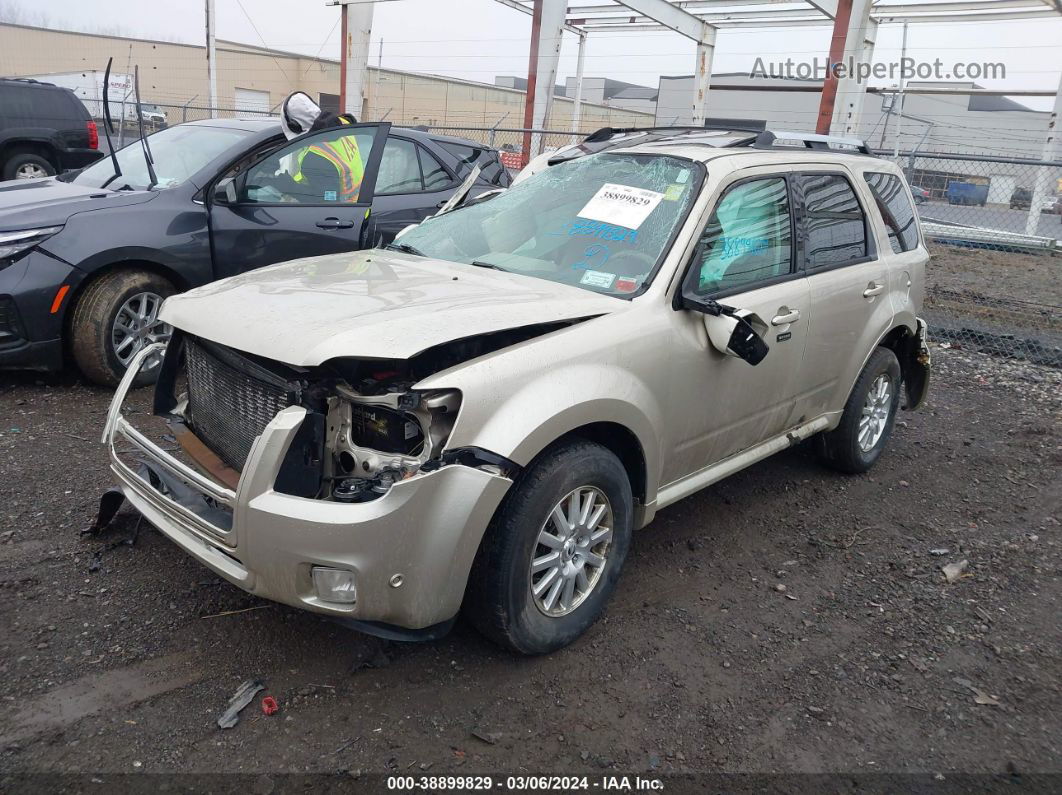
[99,128,931,653]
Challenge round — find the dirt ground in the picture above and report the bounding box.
[1,345,1060,786]
[927,245,1061,308]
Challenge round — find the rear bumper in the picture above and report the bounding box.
[103,344,513,629]
[59,148,105,171]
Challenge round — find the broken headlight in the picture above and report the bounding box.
[326,388,460,501]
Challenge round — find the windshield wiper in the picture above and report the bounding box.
[100,57,122,185]
[385,242,426,257]
[470,260,509,272]
[133,65,158,190]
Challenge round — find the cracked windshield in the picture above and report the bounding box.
[395,152,701,296]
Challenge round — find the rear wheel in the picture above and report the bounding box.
[465,440,634,654]
[3,150,55,180]
[70,269,174,387]
[816,347,902,474]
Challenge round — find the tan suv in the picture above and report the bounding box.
[99,127,931,654]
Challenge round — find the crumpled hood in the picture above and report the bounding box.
[160,250,625,366]
[0,177,155,231]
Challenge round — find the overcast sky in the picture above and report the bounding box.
[3,0,1060,109]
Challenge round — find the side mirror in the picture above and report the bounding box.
[213,176,238,205]
[705,311,769,365]
[683,296,769,365]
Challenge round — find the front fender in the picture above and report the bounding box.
[428,360,665,509]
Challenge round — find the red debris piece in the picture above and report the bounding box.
[261,696,279,716]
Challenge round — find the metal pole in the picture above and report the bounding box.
[373,38,383,120]
[521,0,544,166]
[1024,70,1062,236]
[816,0,854,135]
[336,0,374,118]
[339,3,348,112]
[205,0,218,118]
[570,32,586,137]
[893,22,909,159]
[691,35,714,126]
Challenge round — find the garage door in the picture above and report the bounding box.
[234,87,270,115]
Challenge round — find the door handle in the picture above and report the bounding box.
[771,309,800,326]
[316,217,355,230]
[863,282,885,297]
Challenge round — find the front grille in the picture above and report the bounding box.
[185,340,293,471]
[0,297,26,346]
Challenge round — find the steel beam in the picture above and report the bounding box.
[611,0,717,40]
[494,0,585,35]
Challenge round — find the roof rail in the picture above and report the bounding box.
[751,130,873,155]
[583,125,763,143]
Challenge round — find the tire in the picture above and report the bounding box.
[3,150,56,180]
[69,269,175,387]
[465,440,634,654]
[816,347,902,475]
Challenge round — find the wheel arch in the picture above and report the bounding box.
[874,321,930,411]
[0,138,59,169]
[62,259,189,338]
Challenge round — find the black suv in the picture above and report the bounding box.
[1009,187,1032,210]
[0,118,509,385]
[0,78,104,180]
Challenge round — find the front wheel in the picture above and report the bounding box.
[816,347,902,474]
[69,269,175,387]
[465,440,634,654]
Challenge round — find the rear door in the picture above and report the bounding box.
[792,167,894,420]
[207,122,388,278]
[367,134,459,245]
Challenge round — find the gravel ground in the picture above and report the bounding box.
[0,346,1059,784]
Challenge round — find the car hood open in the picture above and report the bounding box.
[160,250,626,366]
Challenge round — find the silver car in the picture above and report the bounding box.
[100,128,931,654]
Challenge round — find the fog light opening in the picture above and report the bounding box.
[311,566,358,604]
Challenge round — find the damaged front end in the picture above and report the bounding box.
[95,324,584,631]
[145,330,528,507]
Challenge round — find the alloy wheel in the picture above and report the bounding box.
[530,486,613,617]
[858,373,893,452]
[111,292,171,371]
[15,163,49,179]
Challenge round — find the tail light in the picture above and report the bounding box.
[86,120,98,150]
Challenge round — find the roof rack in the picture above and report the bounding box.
[578,125,873,155]
[750,129,873,155]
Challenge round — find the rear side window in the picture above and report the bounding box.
[691,177,793,295]
[439,140,510,187]
[797,173,867,269]
[418,146,452,190]
[863,172,918,254]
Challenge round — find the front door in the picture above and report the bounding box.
[207,122,389,278]
[663,172,812,485]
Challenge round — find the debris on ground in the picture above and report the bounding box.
[929,548,950,556]
[217,679,265,729]
[955,678,1001,706]
[942,559,971,584]
[261,696,279,716]
[471,728,501,745]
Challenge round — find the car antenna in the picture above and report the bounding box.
[133,64,158,189]
[99,57,123,186]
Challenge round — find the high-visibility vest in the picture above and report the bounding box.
[294,131,365,201]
